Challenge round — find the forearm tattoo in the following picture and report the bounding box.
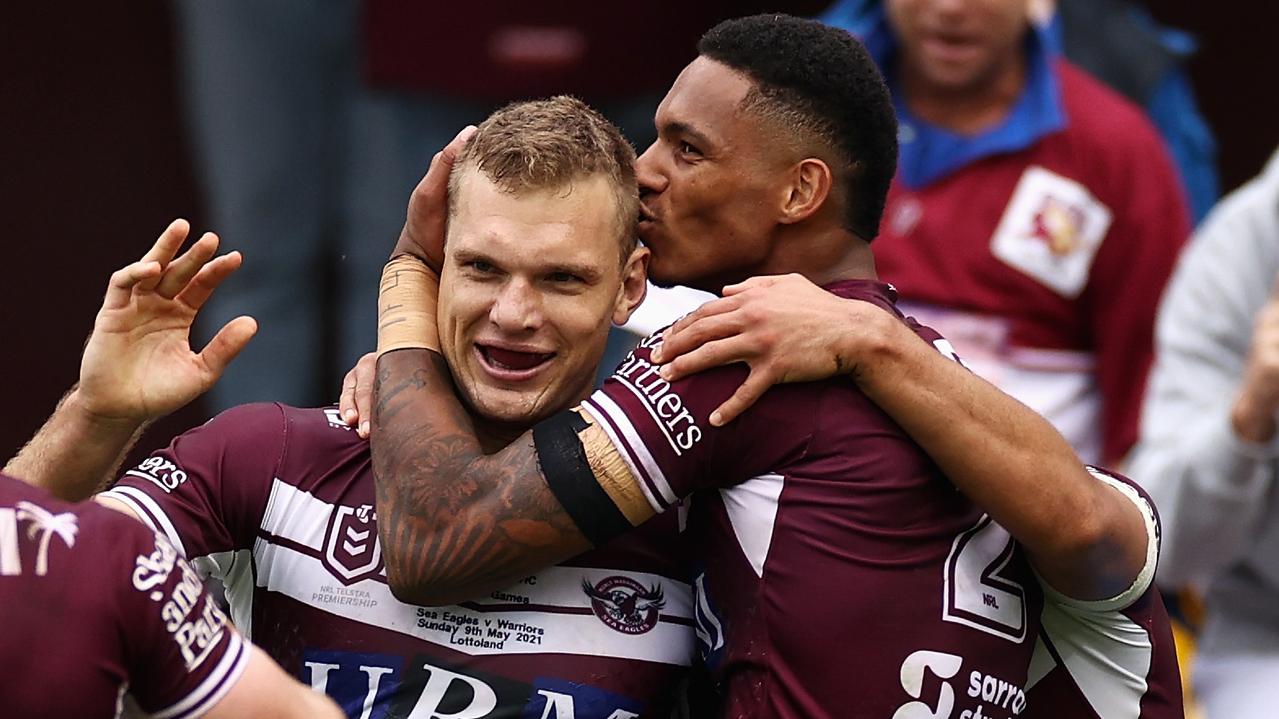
[370,351,588,602]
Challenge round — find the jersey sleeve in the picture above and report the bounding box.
[577,331,815,515]
[100,403,286,561]
[115,522,250,719]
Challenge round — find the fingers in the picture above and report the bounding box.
[656,312,744,369]
[157,232,220,299]
[400,125,476,267]
[659,335,753,383]
[441,125,477,165]
[354,353,377,438]
[102,260,163,311]
[411,125,477,210]
[175,251,242,311]
[654,296,742,363]
[720,274,783,297]
[198,315,258,381]
[708,369,773,427]
[339,352,377,437]
[339,367,360,425]
[140,218,192,274]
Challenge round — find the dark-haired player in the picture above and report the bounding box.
[2,221,342,718]
[651,272,1184,718]
[368,15,1154,717]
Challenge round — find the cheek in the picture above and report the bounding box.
[549,297,612,355]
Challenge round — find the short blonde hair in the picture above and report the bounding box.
[447,96,639,263]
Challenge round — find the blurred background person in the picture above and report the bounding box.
[1035,0,1219,223]
[818,0,1191,467]
[1129,147,1279,719]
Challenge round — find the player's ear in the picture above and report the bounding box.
[778,158,833,225]
[612,245,650,326]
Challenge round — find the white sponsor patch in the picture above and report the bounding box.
[989,166,1112,298]
[253,541,695,664]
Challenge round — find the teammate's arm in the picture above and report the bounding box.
[205,644,344,719]
[654,273,1149,602]
[5,219,255,501]
[372,349,652,605]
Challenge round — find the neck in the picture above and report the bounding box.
[758,222,878,287]
[899,50,1027,135]
[472,384,595,454]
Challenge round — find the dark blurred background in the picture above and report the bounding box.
[0,1,1275,465]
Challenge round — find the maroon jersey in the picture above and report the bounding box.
[582,280,1044,718]
[1025,468,1183,718]
[0,473,248,718]
[103,404,693,719]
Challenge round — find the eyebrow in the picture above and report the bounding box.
[665,121,715,150]
[547,261,603,284]
[453,247,603,284]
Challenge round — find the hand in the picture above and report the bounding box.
[75,219,257,423]
[1233,274,1279,442]
[393,125,477,270]
[339,352,377,438]
[652,273,886,426]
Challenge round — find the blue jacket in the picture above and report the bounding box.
[819,0,1218,222]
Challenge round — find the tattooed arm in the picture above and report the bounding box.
[371,350,592,605]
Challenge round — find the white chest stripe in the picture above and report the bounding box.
[260,479,331,550]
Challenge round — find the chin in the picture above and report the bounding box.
[467,388,555,427]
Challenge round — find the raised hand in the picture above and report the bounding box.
[393,125,477,270]
[76,219,257,423]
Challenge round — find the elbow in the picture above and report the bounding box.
[383,558,472,607]
[1052,499,1150,600]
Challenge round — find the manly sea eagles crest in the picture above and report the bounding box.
[583,575,666,635]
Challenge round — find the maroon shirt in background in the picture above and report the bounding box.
[0,473,247,718]
[104,404,694,718]
[584,280,1045,718]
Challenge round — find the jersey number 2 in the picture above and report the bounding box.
[942,515,1027,642]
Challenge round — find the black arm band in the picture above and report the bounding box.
[533,411,631,547]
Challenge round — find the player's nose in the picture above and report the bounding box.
[635,142,667,197]
[488,278,543,333]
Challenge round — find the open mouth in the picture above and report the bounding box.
[476,343,556,379]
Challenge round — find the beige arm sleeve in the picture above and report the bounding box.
[377,255,441,355]
[575,409,655,527]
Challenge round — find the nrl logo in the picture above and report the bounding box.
[582,575,665,635]
[322,504,382,584]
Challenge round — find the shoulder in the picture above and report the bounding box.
[174,402,288,451]
[1054,60,1164,151]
